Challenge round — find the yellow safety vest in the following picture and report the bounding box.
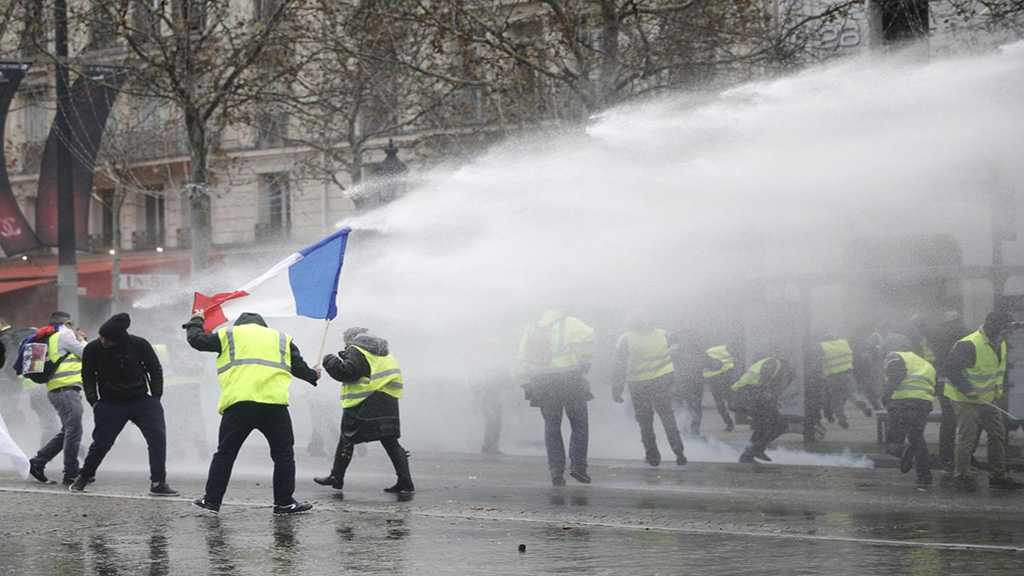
[820,339,853,377]
[731,358,778,392]
[890,352,936,402]
[215,324,292,413]
[945,329,1005,404]
[341,345,404,408]
[703,345,735,379]
[618,329,674,383]
[46,331,82,391]
[519,310,594,374]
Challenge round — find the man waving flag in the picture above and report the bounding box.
[193,228,351,332]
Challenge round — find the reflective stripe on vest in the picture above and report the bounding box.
[732,358,776,392]
[820,339,853,377]
[620,329,674,382]
[891,351,936,402]
[215,324,292,413]
[46,331,82,391]
[945,329,1005,404]
[341,346,404,408]
[703,345,735,378]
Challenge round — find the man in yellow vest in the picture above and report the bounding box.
[815,337,858,429]
[945,311,1023,491]
[691,344,739,434]
[882,341,936,487]
[519,309,594,486]
[314,327,413,494]
[184,312,321,514]
[28,311,87,485]
[612,320,687,467]
[730,356,794,463]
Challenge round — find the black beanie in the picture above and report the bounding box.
[100,313,131,340]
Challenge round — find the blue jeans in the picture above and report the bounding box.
[539,397,589,477]
[33,387,83,478]
[81,396,167,482]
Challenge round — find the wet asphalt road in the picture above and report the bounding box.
[2,450,1023,575]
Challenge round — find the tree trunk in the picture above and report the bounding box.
[110,187,123,313]
[185,108,212,273]
[597,0,621,110]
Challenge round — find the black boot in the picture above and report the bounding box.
[313,475,344,489]
[317,440,352,489]
[383,441,415,493]
[28,458,50,484]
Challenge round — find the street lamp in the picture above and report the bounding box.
[375,139,407,204]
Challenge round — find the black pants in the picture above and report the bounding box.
[737,391,787,453]
[937,393,956,468]
[684,372,735,434]
[81,396,167,482]
[886,398,932,482]
[631,376,686,461]
[205,402,295,506]
[330,434,411,485]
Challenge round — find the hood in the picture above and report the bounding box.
[351,333,389,356]
[234,312,268,328]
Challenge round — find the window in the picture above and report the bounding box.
[173,0,207,33]
[133,190,165,249]
[90,0,119,49]
[256,110,288,149]
[876,0,929,44]
[20,0,44,56]
[257,173,290,239]
[23,89,49,143]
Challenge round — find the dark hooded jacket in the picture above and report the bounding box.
[322,333,390,383]
[184,312,318,385]
[82,313,163,405]
[323,333,401,442]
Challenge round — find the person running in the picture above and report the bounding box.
[70,313,177,495]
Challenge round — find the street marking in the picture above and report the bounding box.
[3,486,1022,553]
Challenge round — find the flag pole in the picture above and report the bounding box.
[315,318,331,369]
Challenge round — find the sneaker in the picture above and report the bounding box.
[551,476,566,487]
[989,476,1024,490]
[738,451,757,464]
[193,497,220,513]
[676,454,688,466]
[28,459,50,484]
[61,476,77,486]
[899,446,914,474]
[150,482,179,497]
[753,450,772,462]
[313,475,344,490]
[383,481,415,494]
[68,476,90,492]
[952,476,978,493]
[645,453,661,467]
[273,501,313,515]
[569,469,591,484]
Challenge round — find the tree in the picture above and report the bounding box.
[46,0,314,271]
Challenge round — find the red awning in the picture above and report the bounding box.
[0,278,53,295]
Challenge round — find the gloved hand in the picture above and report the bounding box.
[181,315,204,330]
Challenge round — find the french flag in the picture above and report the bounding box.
[193,228,351,332]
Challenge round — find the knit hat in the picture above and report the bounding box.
[99,313,131,340]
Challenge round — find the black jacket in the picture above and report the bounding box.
[81,335,163,405]
[323,333,388,384]
[184,312,318,385]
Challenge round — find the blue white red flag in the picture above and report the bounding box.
[193,228,350,332]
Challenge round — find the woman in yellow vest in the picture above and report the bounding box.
[944,311,1023,491]
[882,343,936,487]
[314,327,413,494]
[185,312,321,515]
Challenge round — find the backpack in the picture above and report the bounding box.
[15,325,68,384]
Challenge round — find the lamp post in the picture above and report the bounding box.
[375,139,407,204]
[54,0,79,320]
